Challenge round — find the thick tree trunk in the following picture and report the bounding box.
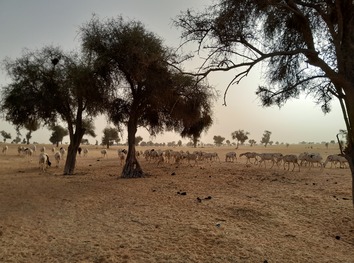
[63,131,83,175]
[343,142,354,208]
[348,156,354,208]
[121,114,144,178]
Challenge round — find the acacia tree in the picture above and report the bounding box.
[231,129,249,147]
[176,1,354,205]
[49,125,69,147]
[213,135,225,146]
[24,118,40,145]
[249,139,256,146]
[261,130,272,147]
[1,46,113,174]
[0,130,11,142]
[135,136,143,146]
[102,127,119,148]
[81,16,215,178]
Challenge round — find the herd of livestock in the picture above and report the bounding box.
[1,144,349,172]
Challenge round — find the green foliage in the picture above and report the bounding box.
[81,15,216,177]
[249,139,256,146]
[0,130,11,142]
[101,127,119,148]
[213,135,225,146]
[49,125,68,146]
[1,45,115,174]
[135,136,143,146]
[231,130,249,146]
[260,130,272,147]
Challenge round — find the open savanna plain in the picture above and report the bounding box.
[0,143,353,263]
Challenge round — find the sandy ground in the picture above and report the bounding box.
[0,143,353,263]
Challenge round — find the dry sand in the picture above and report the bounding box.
[0,143,353,263]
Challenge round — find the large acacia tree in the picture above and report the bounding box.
[81,16,215,178]
[176,0,354,205]
[1,46,113,174]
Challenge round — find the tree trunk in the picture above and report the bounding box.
[348,154,354,208]
[121,114,144,178]
[63,131,82,175]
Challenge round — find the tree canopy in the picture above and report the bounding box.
[49,125,69,147]
[0,130,11,142]
[231,130,249,146]
[81,15,215,178]
[176,0,354,205]
[213,135,225,146]
[1,46,114,174]
[101,127,119,148]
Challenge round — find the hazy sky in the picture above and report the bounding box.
[0,1,346,145]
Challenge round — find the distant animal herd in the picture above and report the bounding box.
[1,144,349,173]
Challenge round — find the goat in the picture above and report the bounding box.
[24,148,33,157]
[59,147,66,157]
[83,148,89,157]
[117,149,127,166]
[101,149,108,158]
[39,152,51,171]
[54,151,62,167]
[2,145,8,155]
[18,146,25,155]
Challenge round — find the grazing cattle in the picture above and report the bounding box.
[40,146,46,153]
[39,152,51,171]
[54,151,61,167]
[225,152,237,162]
[323,154,348,169]
[2,145,8,155]
[282,154,300,171]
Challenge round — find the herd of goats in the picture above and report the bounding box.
[1,144,348,172]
